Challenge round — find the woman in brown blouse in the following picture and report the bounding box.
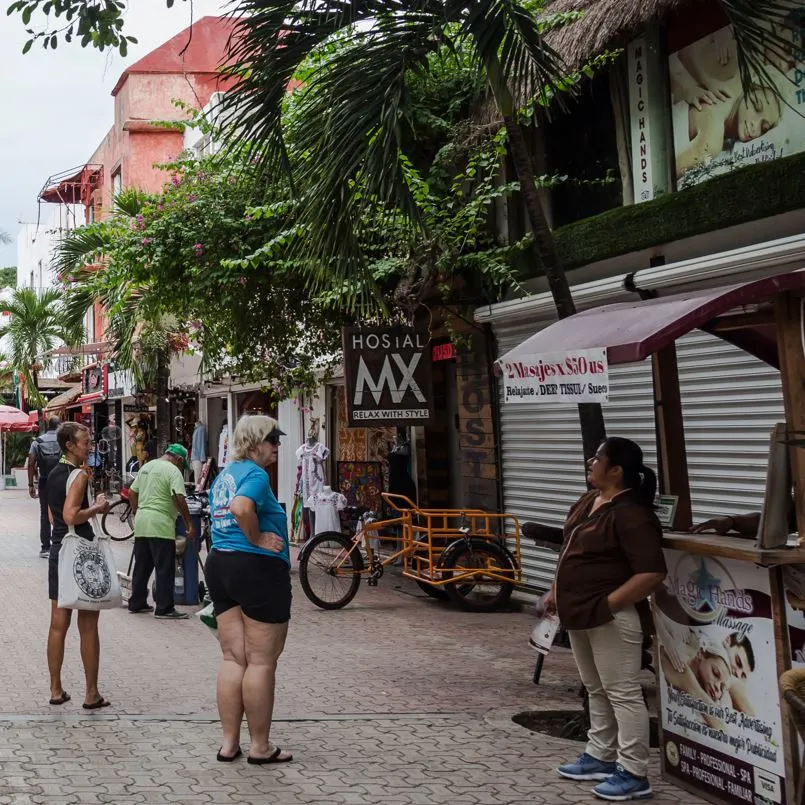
[546,437,667,802]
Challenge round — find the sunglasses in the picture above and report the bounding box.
[265,431,282,446]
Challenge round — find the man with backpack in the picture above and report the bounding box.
[28,416,63,558]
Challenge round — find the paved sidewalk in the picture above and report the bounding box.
[0,489,705,804]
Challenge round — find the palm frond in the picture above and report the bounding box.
[55,227,114,274]
[456,0,566,109]
[220,0,399,179]
[720,0,803,97]
[113,188,146,218]
[286,14,443,302]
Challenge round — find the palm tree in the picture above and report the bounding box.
[0,287,68,405]
[56,191,175,453]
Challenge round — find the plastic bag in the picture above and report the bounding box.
[196,601,218,637]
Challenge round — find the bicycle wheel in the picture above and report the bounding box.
[442,538,515,613]
[102,499,134,541]
[299,532,363,610]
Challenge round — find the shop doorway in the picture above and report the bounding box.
[234,389,279,494]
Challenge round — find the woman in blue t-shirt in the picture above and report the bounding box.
[205,414,292,764]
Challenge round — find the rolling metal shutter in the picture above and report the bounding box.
[496,323,784,593]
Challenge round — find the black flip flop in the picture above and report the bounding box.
[247,747,293,765]
[49,691,71,706]
[82,697,111,710]
[216,747,243,762]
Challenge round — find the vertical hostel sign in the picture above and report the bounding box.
[342,326,433,427]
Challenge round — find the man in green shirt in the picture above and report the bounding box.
[128,444,195,619]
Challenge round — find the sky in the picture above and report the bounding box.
[0,0,227,268]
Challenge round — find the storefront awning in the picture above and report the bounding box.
[497,270,805,368]
[72,392,106,407]
[43,384,82,412]
[39,164,102,206]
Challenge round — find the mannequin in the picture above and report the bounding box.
[217,419,229,469]
[388,427,416,505]
[306,484,347,536]
[296,418,329,535]
[191,419,208,485]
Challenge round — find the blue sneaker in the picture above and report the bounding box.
[556,752,617,781]
[592,765,653,801]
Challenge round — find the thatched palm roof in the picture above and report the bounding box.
[546,0,688,68]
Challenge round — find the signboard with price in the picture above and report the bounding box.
[655,550,786,804]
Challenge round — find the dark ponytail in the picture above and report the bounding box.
[600,437,657,507]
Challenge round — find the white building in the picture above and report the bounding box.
[16,204,80,294]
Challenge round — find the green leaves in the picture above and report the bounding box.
[8,0,151,54]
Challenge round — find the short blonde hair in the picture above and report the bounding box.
[229,414,279,462]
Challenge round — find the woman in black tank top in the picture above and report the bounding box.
[46,422,112,711]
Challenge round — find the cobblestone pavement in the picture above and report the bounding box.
[0,489,706,804]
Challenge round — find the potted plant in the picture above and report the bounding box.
[7,433,33,488]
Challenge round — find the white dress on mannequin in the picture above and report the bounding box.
[218,422,229,468]
[296,439,329,504]
[306,486,347,535]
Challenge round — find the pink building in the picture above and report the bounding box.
[38,17,235,448]
[40,15,235,345]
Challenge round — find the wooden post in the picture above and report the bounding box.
[651,344,693,530]
[770,565,797,805]
[775,292,805,539]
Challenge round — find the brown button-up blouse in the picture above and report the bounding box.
[555,489,667,636]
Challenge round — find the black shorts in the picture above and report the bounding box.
[205,550,291,624]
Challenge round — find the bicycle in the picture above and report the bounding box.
[101,485,135,540]
[298,493,521,612]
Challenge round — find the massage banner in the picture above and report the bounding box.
[655,549,785,804]
[499,348,609,404]
[667,7,805,189]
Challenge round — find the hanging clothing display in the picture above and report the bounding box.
[217,422,229,468]
[388,433,416,504]
[306,487,347,535]
[296,440,329,505]
[191,422,208,462]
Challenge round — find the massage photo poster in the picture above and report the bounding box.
[655,549,785,805]
[668,5,805,190]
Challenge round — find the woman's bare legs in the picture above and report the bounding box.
[47,603,72,700]
[76,610,102,706]
[242,617,289,759]
[216,607,247,757]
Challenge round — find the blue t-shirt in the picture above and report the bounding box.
[209,460,289,565]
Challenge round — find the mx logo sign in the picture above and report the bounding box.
[343,326,433,426]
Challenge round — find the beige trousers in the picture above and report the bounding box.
[568,605,649,778]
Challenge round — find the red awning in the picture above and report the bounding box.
[0,405,37,433]
[497,270,805,368]
[72,392,106,407]
[39,164,102,206]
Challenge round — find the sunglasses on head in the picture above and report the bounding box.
[265,430,282,446]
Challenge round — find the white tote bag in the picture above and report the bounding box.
[57,469,123,611]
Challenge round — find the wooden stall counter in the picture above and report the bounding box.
[663,531,805,566]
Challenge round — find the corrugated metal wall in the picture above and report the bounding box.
[496,323,784,592]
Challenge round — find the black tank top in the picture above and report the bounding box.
[48,462,95,544]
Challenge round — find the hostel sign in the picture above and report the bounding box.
[342,326,433,427]
[500,348,609,404]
